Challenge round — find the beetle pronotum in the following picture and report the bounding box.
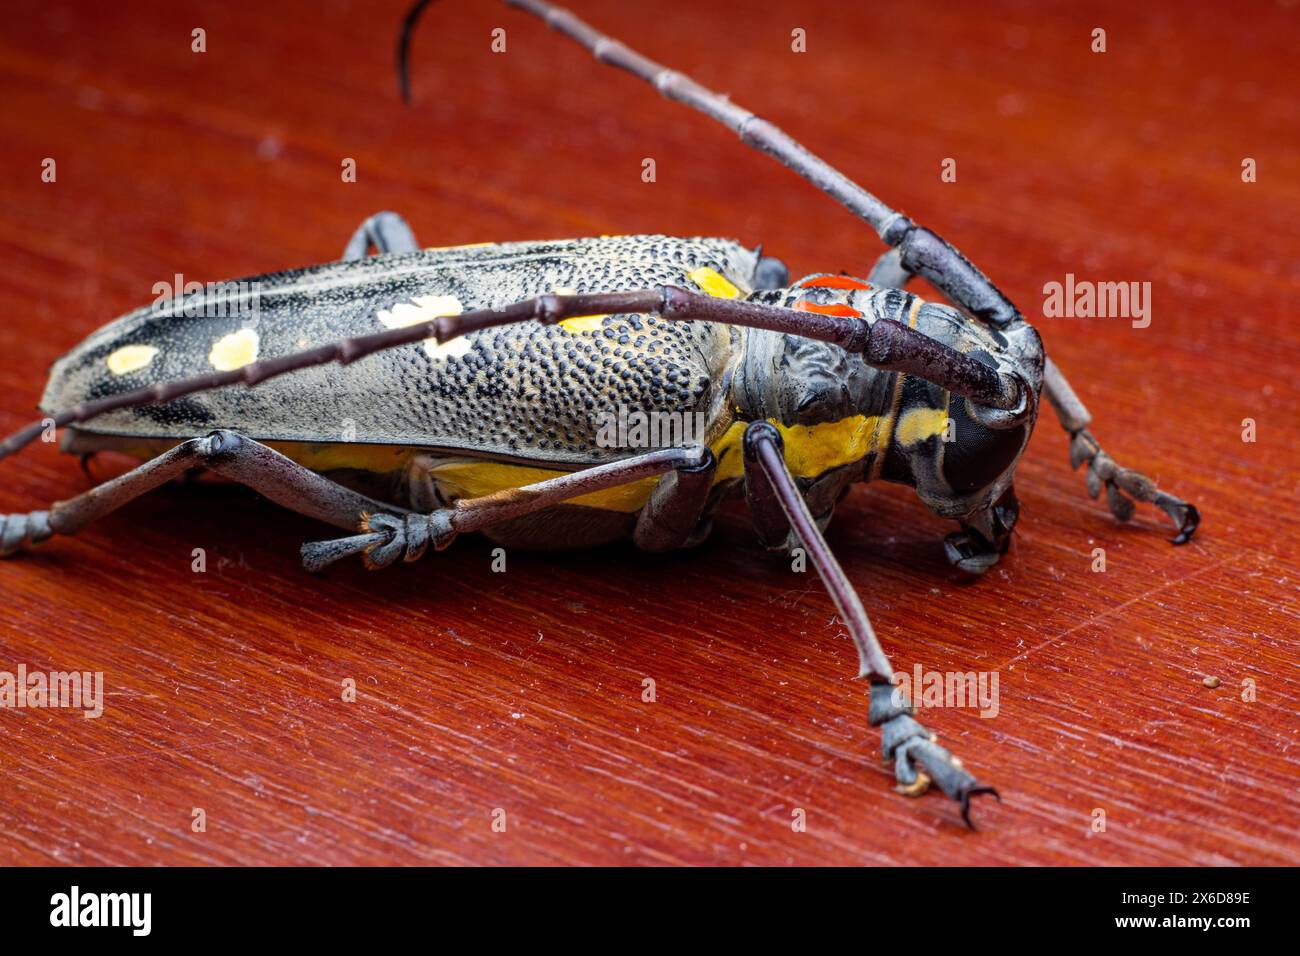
[0,0,1199,827]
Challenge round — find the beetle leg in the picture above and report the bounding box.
[744,421,998,826]
[0,430,398,557]
[1044,358,1200,543]
[301,446,711,571]
[943,485,1020,574]
[342,211,420,260]
[868,683,1000,827]
[632,449,717,552]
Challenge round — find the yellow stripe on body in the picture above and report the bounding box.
[430,414,892,514]
[429,460,661,513]
[265,442,415,473]
[894,407,951,445]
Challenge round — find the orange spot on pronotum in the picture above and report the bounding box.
[793,299,863,318]
[797,275,873,290]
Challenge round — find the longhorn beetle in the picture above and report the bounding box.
[0,0,1200,828]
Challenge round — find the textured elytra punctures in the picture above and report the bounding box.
[41,236,759,466]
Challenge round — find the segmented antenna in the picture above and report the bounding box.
[397,0,438,104]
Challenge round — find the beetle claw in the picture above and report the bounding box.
[960,786,1001,830]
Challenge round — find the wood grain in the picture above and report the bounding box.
[0,0,1297,866]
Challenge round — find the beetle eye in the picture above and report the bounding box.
[942,392,1027,495]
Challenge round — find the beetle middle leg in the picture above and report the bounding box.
[0,430,400,557]
[342,211,420,260]
[300,446,714,571]
[743,421,998,827]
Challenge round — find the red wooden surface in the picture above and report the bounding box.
[0,0,1297,866]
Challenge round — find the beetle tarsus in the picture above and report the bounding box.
[869,682,997,828]
[301,531,388,572]
[943,531,1002,575]
[302,511,458,572]
[1069,428,1200,544]
[961,786,1002,830]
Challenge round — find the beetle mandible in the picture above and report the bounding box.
[0,0,1200,828]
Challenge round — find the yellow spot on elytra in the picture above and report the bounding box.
[377,294,462,330]
[208,329,259,371]
[376,294,466,360]
[688,266,740,299]
[424,242,493,251]
[105,344,158,376]
[895,406,951,445]
[550,286,608,333]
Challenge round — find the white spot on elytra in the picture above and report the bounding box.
[105,344,158,375]
[208,328,259,371]
[376,294,467,360]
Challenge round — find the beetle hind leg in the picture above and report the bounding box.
[744,422,999,827]
[0,430,399,559]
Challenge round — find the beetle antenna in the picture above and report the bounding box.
[397,0,439,104]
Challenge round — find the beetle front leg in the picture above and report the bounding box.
[867,250,1201,545]
[944,485,1021,575]
[744,422,999,826]
[868,683,999,824]
[1044,359,1200,543]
